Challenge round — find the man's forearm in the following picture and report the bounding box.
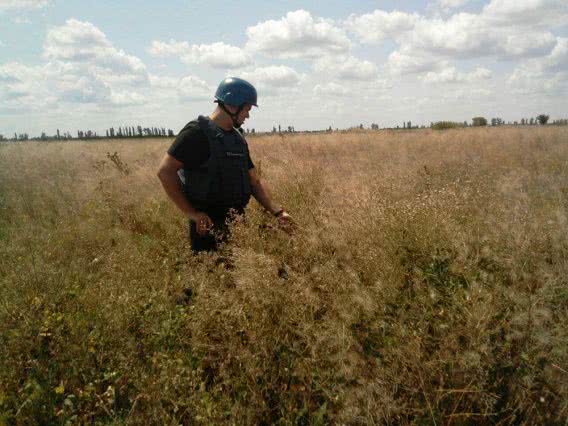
[158,171,199,220]
[251,179,280,215]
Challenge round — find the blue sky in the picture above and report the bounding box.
[1,0,567,136]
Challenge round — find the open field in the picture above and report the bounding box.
[1,127,567,424]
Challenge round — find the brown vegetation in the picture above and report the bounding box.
[1,127,567,424]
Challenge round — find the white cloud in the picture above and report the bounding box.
[240,65,302,89]
[246,10,350,59]
[536,37,568,72]
[0,62,38,89]
[367,78,392,92]
[507,68,541,94]
[313,82,351,97]
[0,62,57,110]
[470,67,492,80]
[1,20,152,111]
[110,91,146,106]
[387,51,447,75]
[345,10,418,44]
[44,19,146,76]
[314,55,378,81]
[438,0,470,8]
[313,76,391,101]
[0,0,48,11]
[442,87,493,100]
[507,68,567,95]
[482,0,568,27]
[511,36,568,74]
[57,74,110,103]
[421,66,492,83]
[507,37,568,95]
[349,0,563,77]
[313,78,390,98]
[148,74,215,102]
[401,13,556,59]
[0,65,20,83]
[94,68,148,86]
[147,40,185,56]
[40,63,115,105]
[148,40,251,68]
[0,62,35,80]
[431,0,471,15]
[149,74,179,89]
[178,75,212,101]
[239,65,303,98]
[44,19,109,60]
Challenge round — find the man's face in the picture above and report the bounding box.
[236,104,252,126]
[228,104,252,127]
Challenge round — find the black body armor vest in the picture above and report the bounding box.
[183,116,252,211]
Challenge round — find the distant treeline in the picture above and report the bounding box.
[2,115,567,141]
[429,114,568,130]
[1,125,175,142]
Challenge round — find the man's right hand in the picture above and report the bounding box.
[157,153,213,236]
[276,211,295,235]
[192,211,214,236]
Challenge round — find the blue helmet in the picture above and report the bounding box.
[215,77,258,108]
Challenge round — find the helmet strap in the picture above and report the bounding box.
[218,102,243,128]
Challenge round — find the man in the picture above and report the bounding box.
[157,77,293,252]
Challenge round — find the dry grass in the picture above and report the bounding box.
[1,127,567,425]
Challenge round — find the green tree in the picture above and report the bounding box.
[536,114,550,125]
[472,117,487,126]
[432,121,462,130]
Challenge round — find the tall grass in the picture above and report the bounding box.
[1,127,567,424]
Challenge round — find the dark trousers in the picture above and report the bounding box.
[189,207,244,253]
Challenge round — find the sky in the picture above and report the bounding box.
[0,0,567,137]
